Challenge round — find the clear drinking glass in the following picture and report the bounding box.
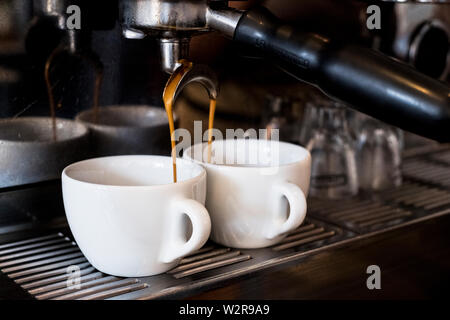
[299,101,319,147]
[261,94,303,143]
[356,116,403,192]
[299,94,333,147]
[306,102,359,199]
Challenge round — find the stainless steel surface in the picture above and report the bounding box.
[0,246,79,268]
[206,8,244,38]
[11,257,89,280]
[0,117,89,188]
[391,3,449,79]
[43,277,134,300]
[403,156,450,188]
[122,28,146,39]
[120,0,243,36]
[168,251,241,273]
[431,149,450,164]
[77,282,148,300]
[0,241,74,261]
[120,0,210,36]
[21,266,97,289]
[309,171,450,233]
[75,105,174,157]
[272,230,336,251]
[169,64,219,103]
[66,29,81,54]
[0,0,30,50]
[0,217,347,300]
[310,198,413,233]
[1,251,83,273]
[159,38,190,74]
[380,181,450,209]
[0,237,68,255]
[29,271,104,295]
[119,0,242,73]
[0,233,62,250]
[33,0,70,29]
[1,146,450,300]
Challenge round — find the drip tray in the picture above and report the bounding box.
[1,146,450,300]
[0,218,350,300]
[308,179,450,234]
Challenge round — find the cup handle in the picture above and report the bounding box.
[266,182,307,240]
[159,197,211,264]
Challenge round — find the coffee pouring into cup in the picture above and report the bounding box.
[62,155,211,277]
[184,138,311,249]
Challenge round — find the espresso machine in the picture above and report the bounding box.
[0,0,450,300]
[119,0,449,142]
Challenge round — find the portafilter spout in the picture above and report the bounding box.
[159,38,191,75]
[165,63,219,103]
[120,0,241,74]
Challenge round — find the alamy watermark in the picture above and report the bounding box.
[366,265,381,290]
[171,121,281,175]
[66,265,81,290]
[366,5,381,30]
[66,5,81,30]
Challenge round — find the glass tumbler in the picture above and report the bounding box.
[356,117,403,192]
[306,102,359,199]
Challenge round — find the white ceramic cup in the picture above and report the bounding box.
[62,155,211,277]
[184,139,311,249]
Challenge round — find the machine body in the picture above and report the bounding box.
[232,7,450,142]
[119,0,450,142]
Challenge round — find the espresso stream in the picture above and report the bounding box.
[45,49,103,141]
[207,98,216,164]
[163,60,217,183]
[44,49,61,141]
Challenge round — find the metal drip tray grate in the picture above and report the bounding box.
[271,221,339,252]
[307,146,450,234]
[309,198,413,232]
[309,178,450,234]
[378,181,450,211]
[430,149,450,165]
[169,247,250,279]
[1,146,450,299]
[0,218,346,300]
[0,233,148,300]
[403,158,450,188]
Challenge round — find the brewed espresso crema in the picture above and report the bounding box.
[163,60,217,183]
